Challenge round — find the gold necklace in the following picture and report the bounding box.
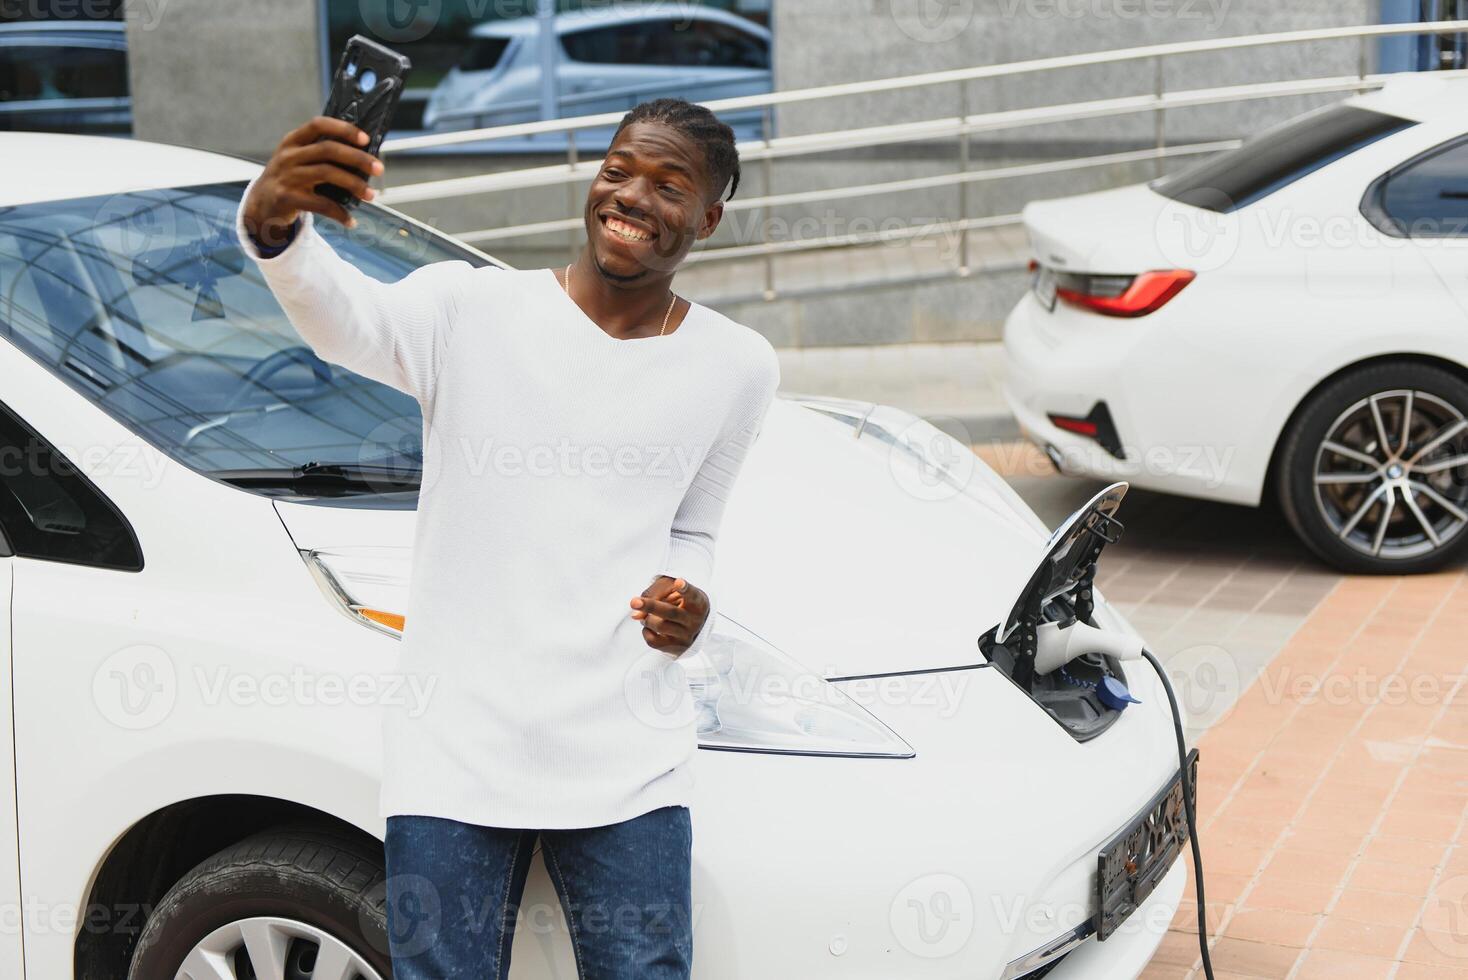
[563,263,679,337]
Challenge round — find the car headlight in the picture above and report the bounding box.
[305,548,915,758]
[304,547,412,637]
[682,615,915,758]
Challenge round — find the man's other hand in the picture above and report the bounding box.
[630,576,710,657]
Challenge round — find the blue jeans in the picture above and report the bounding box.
[383,805,693,979]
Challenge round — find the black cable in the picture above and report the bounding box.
[1142,647,1216,980]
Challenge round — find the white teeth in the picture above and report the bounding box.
[606,217,652,242]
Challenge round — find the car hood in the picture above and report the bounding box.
[272,396,1057,677]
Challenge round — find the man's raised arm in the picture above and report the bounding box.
[237,116,476,410]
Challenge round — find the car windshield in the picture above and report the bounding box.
[1148,103,1417,212]
[0,181,494,490]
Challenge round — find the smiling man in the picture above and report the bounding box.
[236,97,779,979]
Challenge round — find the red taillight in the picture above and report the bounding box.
[1051,416,1099,437]
[1055,269,1195,317]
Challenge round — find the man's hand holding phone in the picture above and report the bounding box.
[242,116,384,248]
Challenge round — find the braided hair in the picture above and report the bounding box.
[613,97,741,204]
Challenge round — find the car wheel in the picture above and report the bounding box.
[126,827,391,980]
[1278,362,1468,574]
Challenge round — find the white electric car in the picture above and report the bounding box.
[2,132,1194,979]
[1005,73,1468,574]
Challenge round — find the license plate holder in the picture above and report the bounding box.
[1033,263,1058,311]
[1096,749,1198,941]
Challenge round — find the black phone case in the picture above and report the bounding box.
[316,35,412,210]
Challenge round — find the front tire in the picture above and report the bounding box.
[126,827,391,980]
[1277,362,1468,574]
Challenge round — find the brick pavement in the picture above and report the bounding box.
[975,440,1468,979]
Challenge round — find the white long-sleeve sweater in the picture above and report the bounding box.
[235,195,780,829]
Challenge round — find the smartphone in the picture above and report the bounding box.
[316,35,412,210]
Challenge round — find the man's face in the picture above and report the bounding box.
[583,120,723,283]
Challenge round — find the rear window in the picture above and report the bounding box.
[458,37,509,72]
[1149,104,1416,213]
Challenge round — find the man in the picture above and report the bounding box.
[236,97,780,979]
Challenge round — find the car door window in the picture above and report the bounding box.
[663,21,769,69]
[1370,138,1468,238]
[0,400,142,571]
[458,36,509,73]
[0,44,129,102]
[562,21,688,66]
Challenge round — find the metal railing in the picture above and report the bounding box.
[377,20,1468,300]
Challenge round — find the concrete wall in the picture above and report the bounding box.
[125,0,324,159]
[121,0,1393,346]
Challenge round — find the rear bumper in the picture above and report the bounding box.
[1001,290,1264,505]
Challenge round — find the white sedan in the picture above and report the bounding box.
[2,132,1194,979]
[1004,73,1468,573]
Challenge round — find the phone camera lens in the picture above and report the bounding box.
[358,69,377,92]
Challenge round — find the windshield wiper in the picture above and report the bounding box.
[213,458,422,492]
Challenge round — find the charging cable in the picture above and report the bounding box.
[1142,647,1216,980]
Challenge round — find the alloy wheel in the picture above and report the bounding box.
[1312,388,1468,561]
[175,916,384,980]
